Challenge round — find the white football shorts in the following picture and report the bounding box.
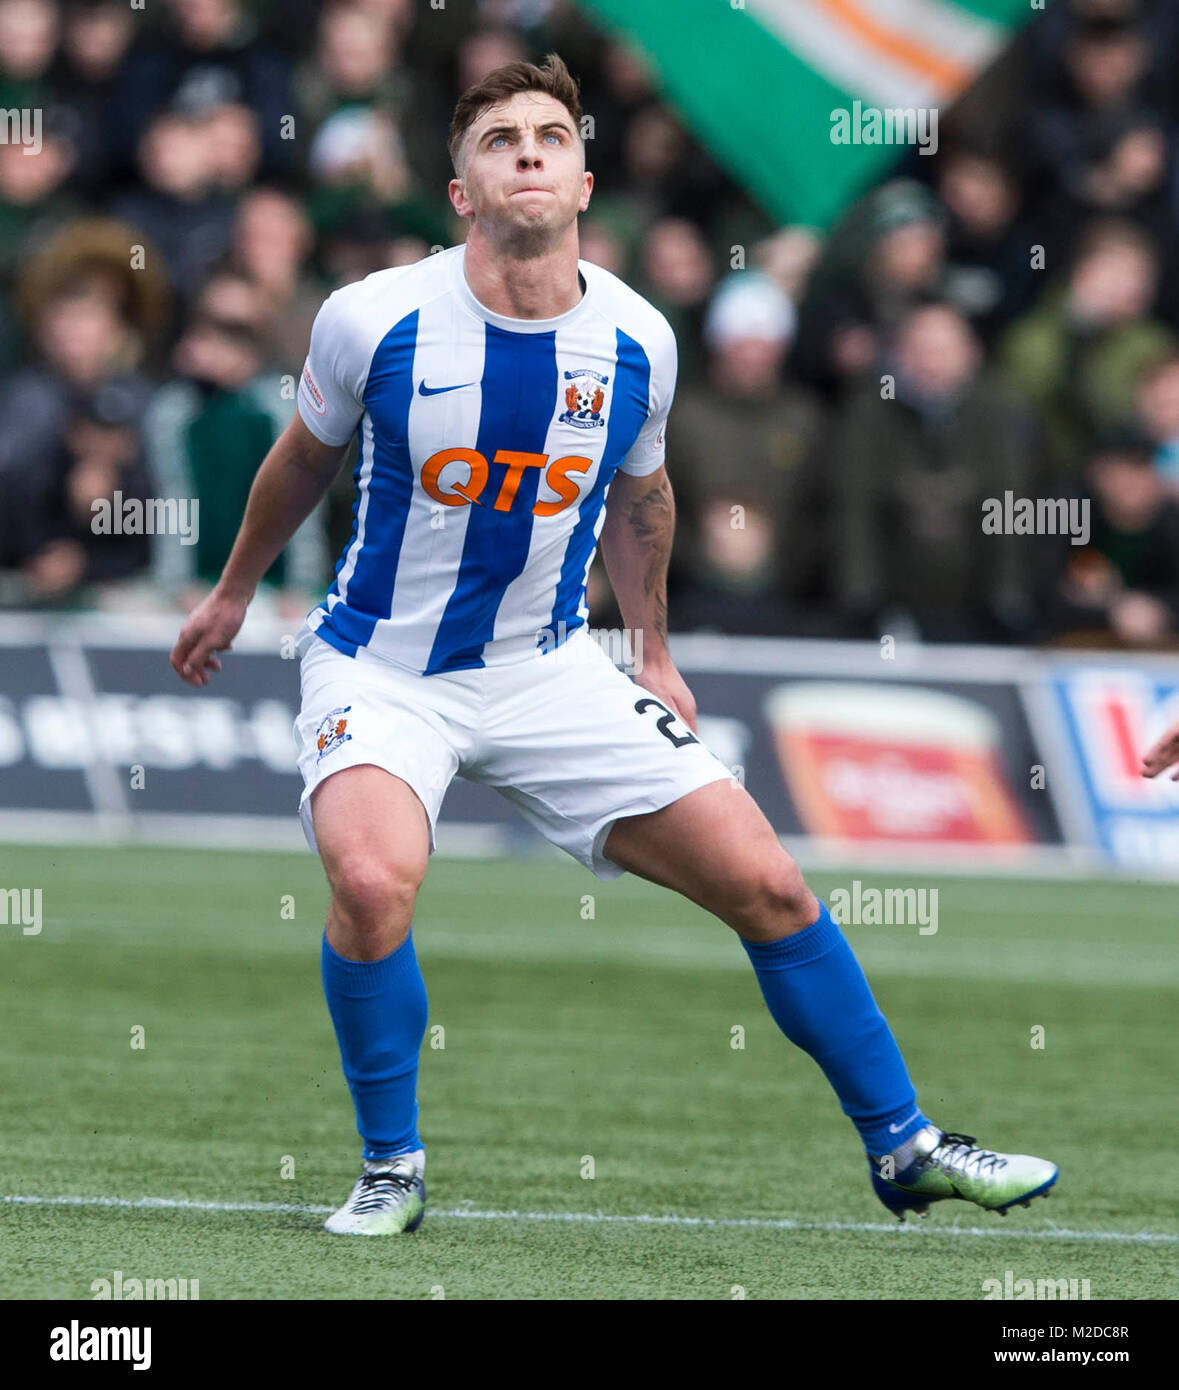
[293,624,735,879]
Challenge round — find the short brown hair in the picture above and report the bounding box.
[448,51,582,176]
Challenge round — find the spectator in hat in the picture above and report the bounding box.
[794,179,950,400]
[668,271,831,635]
[305,105,450,254]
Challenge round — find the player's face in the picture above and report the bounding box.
[452,91,591,246]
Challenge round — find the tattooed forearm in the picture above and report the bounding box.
[602,469,676,650]
[624,473,675,552]
[626,474,674,631]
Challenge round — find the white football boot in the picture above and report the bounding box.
[324,1154,426,1235]
[871,1126,1058,1220]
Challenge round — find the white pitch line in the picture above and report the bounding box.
[4,1194,1177,1244]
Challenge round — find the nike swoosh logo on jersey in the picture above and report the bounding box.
[418,380,476,396]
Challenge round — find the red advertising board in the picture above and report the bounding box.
[765,682,1033,844]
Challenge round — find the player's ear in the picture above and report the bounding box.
[579,170,593,212]
[448,177,472,218]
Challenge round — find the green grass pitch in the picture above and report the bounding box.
[2,843,1176,1300]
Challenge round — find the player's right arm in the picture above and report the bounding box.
[172,285,368,687]
[169,413,349,687]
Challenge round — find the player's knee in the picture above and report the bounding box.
[328,854,423,939]
[769,861,821,934]
[729,857,819,940]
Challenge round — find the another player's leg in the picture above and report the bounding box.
[313,765,431,1234]
[604,782,1058,1219]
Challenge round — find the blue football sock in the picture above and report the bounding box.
[321,929,428,1161]
[740,902,929,1157]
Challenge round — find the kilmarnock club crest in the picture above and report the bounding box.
[316,706,353,762]
[560,368,609,427]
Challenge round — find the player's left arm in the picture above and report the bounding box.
[599,316,695,726]
[600,464,697,732]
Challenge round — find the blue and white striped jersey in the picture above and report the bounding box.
[296,243,676,676]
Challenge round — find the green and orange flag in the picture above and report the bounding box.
[576,0,1046,227]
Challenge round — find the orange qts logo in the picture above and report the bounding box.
[421,448,591,516]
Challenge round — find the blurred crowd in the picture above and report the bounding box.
[2,0,1179,648]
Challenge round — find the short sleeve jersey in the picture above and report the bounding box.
[297,243,677,675]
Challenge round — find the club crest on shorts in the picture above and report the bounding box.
[316,705,352,762]
[560,368,608,428]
